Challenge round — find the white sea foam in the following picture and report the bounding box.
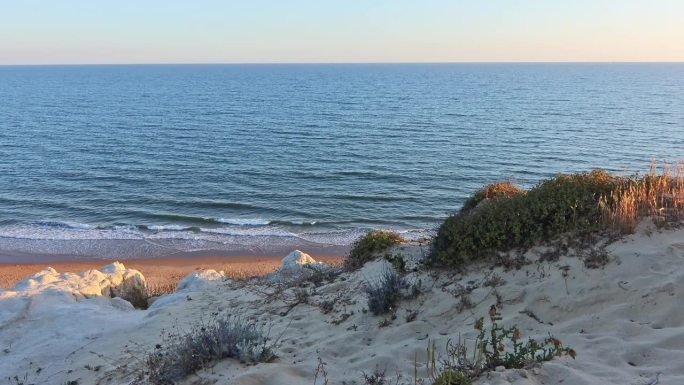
[147,224,192,231]
[289,220,318,225]
[0,222,433,261]
[213,218,271,226]
[198,226,296,238]
[58,221,95,230]
[0,224,143,241]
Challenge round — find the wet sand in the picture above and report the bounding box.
[0,254,345,290]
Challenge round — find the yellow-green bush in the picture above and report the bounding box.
[345,230,403,269]
[432,170,621,268]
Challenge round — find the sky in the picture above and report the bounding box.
[1,0,683,65]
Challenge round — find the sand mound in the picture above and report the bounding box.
[1,228,683,384]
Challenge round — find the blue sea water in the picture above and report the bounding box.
[1,63,683,260]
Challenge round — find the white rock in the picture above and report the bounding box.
[176,269,225,292]
[5,262,147,306]
[280,250,327,271]
[282,250,317,266]
[111,269,147,306]
[101,261,126,274]
[110,297,136,311]
[263,250,330,283]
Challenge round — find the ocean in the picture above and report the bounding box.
[1,63,683,260]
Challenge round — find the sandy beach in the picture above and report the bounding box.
[0,254,345,290]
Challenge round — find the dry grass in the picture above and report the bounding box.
[145,282,177,298]
[600,161,684,233]
[460,180,526,214]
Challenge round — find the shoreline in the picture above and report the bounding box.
[0,253,346,290]
[0,240,351,263]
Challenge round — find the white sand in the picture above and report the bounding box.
[1,223,683,384]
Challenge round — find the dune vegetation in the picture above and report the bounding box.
[432,162,684,269]
[345,230,404,270]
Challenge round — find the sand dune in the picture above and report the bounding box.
[1,222,683,384]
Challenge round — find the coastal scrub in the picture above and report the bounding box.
[345,230,403,270]
[433,170,619,267]
[432,163,684,268]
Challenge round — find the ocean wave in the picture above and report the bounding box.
[147,213,219,225]
[198,227,296,238]
[146,224,195,231]
[142,213,320,227]
[55,221,96,230]
[32,220,97,230]
[269,219,318,226]
[0,197,438,253]
[211,217,322,227]
[0,224,143,241]
[214,218,271,226]
[0,221,433,247]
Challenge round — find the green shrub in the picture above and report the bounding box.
[345,230,403,269]
[433,170,621,268]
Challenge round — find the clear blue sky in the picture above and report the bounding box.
[2,0,683,64]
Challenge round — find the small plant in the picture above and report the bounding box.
[472,306,575,369]
[456,294,474,313]
[482,273,505,288]
[346,230,404,270]
[313,357,329,385]
[384,253,407,273]
[432,369,471,385]
[133,315,276,385]
[427,306,575,383]
[318,299,334,314]
[405,308,419,323]
[362,367,388,385]
[365,269,408,315]
[294,288,310,304]
[583,248,610,269]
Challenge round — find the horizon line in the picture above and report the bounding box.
[2,60,684,67]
